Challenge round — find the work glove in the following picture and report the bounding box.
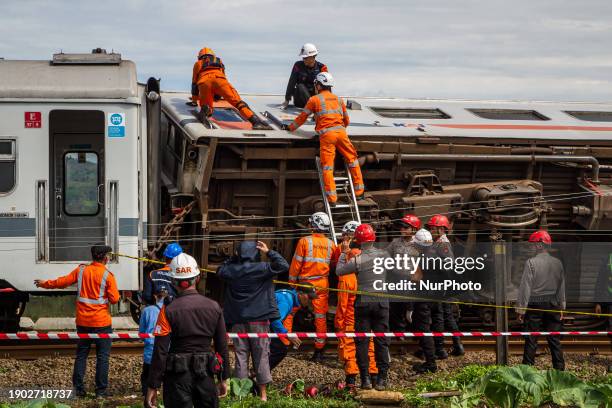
[280,100,289,110]
[280,124,290,131]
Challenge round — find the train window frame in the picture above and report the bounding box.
[564,111,612,122]
[0,138,17,196]
[63,151,101,216]
[166,123,185,163]
[369,107,451,119]
[467,109,550,121]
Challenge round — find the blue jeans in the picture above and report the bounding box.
[73,325,112,396]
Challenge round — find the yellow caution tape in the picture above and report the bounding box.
[112,252,612,318]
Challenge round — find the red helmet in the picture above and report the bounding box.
[354,224,376,244]
[427,214,450,229]
[399,214,421,229]
[528,230,552,245]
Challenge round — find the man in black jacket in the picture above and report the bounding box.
[217,240,289,401]
[281,43,328,109]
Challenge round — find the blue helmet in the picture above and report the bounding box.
[163,242,183,259]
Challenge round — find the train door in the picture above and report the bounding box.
[49,110,106,261]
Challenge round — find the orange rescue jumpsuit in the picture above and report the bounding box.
[285,233,335,349]
[289,90,364,203]
[193,55,255,120]
[333,247,378,376]
[38,262,120,327]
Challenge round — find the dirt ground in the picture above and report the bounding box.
[0,350,609,407]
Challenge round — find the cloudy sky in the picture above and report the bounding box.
[2,0,611,101]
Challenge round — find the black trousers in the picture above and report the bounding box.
[163,369,218,408]
[522,302,565,370]
[431,302,461,350]
[354,302,390,374]
[292,84,312,108]
[141,363,150,396]
[413,302,436,364]
[389,302,410,331]
[269,338,288,371]
[73,325,112,396]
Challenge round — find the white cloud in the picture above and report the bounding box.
[1,0,611,101]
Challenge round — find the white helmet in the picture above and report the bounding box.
[169,253,201,279]
[309,212,331,232]
[411,228,433,247]
[342,221,360,235]
[314,72,334,88]
[299,43,318,58]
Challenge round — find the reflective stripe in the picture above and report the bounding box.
[298,275,327,281]
[314,94,344,117]
[347,159,359,168]
[306,236,313,259]
[302,257,329,264]
[294,255,304,262]
[322,165,334,171]
[303,108,312,115]
[314,313,326,319]
[77,264,109,305]
[288,276,298,281]
[317,125,345,136]
[326,239,332,263]
[315,338,325,343]
[325,190,337,197]
[354,184,365,190]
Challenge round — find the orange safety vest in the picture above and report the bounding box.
[289,233,335,282]
[289,90,350,135]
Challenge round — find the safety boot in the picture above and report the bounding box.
[249,115,269,130]
[412,362,437,374]
[359,372,372,390]
[435,349,449,360]
[374,371,388,391]
[310,349,324,362]
[369,373,378,385]
[451,337,465,356]
[345,374,357,389]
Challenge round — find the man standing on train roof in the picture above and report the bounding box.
[386,214,422,332]
[284,212,336,362]
[282,72,365,206]
[281,43,328,109]
[142,242,182,305]
[146,253,230,408]
[427,214,464,358]
[34,244,120,398]
[517,230,566,371]
[191,47,268,130]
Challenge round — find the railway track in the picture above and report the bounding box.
[0,336,608,360]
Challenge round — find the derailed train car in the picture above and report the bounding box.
[0,50,610,329]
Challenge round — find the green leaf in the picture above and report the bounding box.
[544,369,596,408]
[292,379,305,394]
[497,365,547,406]
[483,378,519,408]
[230,377,253,399]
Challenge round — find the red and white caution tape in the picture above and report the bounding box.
[0,331,609,340]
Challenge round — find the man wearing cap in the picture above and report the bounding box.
[146,253,230,408]
[517,230,566,370]
[35,245,120,398]
[143,242,183,305]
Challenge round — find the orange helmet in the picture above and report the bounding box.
[427,214,450,229]
[528,230,552,245]
[198,47,215,57]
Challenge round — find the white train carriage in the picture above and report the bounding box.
[0,51,147,327]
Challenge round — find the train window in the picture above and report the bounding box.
[370,107,451,119]
[211,108,245,122]
[468,109,550,121]
[564,111,612,122]
[64,152,99,215]
[0,140,16,194]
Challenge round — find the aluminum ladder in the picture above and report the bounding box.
[315,156,361,244]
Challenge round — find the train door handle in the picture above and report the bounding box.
[55,193,62,219]
[97,184,105,205]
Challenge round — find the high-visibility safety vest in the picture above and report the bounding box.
[39,261,120,327]
[288,90,350,135]
[289,233,336,282]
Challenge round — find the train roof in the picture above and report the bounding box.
[162,91,612,143]
[0,54,138,100]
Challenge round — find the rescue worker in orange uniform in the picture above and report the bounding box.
[333,221,378,388]
[191,47,268,129]
[285,212,336,361]
[283,72,365,205]
[34,245,120,397]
